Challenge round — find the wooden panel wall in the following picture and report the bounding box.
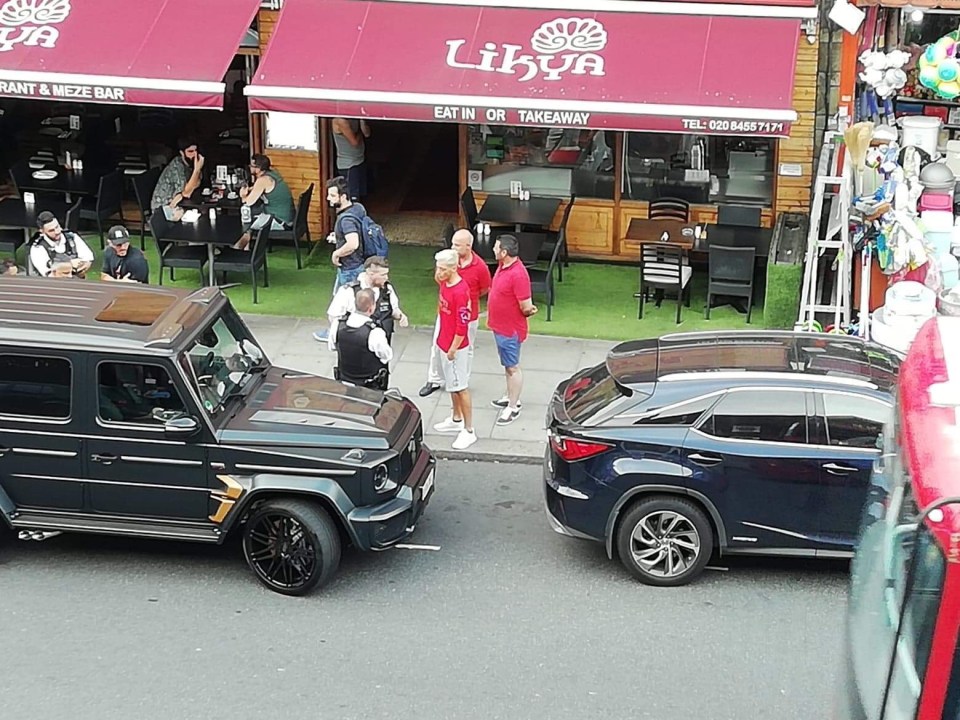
[267,149,323,238]
[775,32,819,214]
[258,9,279,52]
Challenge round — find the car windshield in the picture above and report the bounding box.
[181,308,267,417]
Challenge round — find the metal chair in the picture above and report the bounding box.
[441,222,455,249]
[212,220,272,303]
[648,197,690,223]
[717,204,762,228]
[131,166,161,251]
[529,230,564,321]
[537,195,574,282]
[270,183,313,269]
[705,245,756,323]
[635,243,692,325]
[64,197,82,232]
[460,187,479,229]
[149,211,207,285]
[79,169,125,248]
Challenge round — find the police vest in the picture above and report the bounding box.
[335,317,387,388]
[348,281,395,340]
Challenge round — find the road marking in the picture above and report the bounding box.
[705,565,729,572]
[395,543,442,551]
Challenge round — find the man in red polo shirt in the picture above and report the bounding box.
[420,228,491,397]
[487,234,538,425]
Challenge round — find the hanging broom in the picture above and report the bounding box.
[844,121,875,197]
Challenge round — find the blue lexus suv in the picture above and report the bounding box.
[543,331,900,586]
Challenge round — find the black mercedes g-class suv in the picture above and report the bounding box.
[0,279,435,595]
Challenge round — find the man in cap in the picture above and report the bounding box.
[101,226,149,283]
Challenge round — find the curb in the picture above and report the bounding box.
[431,448,543,465]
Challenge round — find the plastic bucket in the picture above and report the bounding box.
[903,116,943,157]
[928,231,953,255]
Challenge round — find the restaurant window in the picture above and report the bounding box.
[467,125,614,199]
[265,112,318,152]
[621,133,775,205]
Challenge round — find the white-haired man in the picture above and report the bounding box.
[430,248,476,450]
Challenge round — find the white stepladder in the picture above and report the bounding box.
[795,131,855,334]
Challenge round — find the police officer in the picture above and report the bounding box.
[331,288,393,390]
[324,256,407,347]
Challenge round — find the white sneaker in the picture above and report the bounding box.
[496,407,521,425]
[433,416,464,433]
[491,396,523,409]
[452,429,478,450]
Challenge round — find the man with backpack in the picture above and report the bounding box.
[314,175,390,342]
[29,210,94,278]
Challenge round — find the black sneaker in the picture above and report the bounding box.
[491,396,523,409]
[419,382,441,398]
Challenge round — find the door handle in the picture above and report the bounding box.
[91,453,118,465]
[688,452,723,467]
[822,462,858,475]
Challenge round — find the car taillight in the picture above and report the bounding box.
[550,435,612,462]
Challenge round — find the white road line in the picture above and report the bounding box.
[395,543,442,551]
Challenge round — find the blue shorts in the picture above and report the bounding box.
[334,264,363,294]
[494,332,522,368]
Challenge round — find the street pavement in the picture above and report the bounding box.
[0,461,849,720]
[242,313,614,463]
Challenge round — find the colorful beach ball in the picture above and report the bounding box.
[918,33,960,99]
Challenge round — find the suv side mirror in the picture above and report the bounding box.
[164,416,200,438]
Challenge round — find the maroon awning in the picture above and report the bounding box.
[0,0,261,109]
[247,0,812,137]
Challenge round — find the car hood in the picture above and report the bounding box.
[217,367,415,450]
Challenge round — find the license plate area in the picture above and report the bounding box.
[420,468,435,503]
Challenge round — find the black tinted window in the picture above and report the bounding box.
[822,393,890,448]
[0,354,72,418]
[637,395,718,426]
[564,365,629,424]
[701,390,807,443]
[99,362,187,424]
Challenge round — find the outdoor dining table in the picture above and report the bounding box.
[477,195,562,231]
[625,218,772,258]
[11,162,101,201]
[152,212,245,287]
[0,197,69,230]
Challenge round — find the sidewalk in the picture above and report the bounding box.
[241,314,615,463]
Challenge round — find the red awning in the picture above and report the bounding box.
[247,0,813,137]
[0,0,261,109]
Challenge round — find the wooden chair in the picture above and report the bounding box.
[649,197,690,223]
[212,220,272,303]
[705,245,756,323]
[635,243,692,325]
[537,195,574,282]
[270,183,313,269]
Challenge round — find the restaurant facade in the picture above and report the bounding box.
[245,0,821,261]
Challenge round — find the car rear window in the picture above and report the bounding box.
[563,365,631,424]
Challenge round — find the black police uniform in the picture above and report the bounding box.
[347,281,396,342]
[334,316,389,391]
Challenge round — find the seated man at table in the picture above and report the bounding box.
[29,210,94,278]
[151,136,205,212]
[232,154,295,250]
[101,226,149,284]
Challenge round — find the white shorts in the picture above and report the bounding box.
[439,347,472,393]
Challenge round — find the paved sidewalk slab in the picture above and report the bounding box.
[241,314,615,462]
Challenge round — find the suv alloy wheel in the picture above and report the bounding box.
[616,497,714,587]
[242,499,342,596]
